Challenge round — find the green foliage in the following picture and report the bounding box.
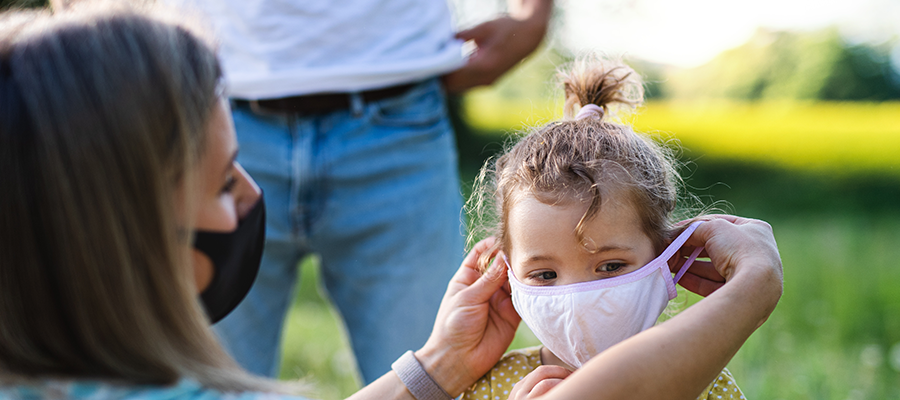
[480,27,900,103]
[667,28,900,101]
[679,158,900,218]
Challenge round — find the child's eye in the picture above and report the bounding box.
[598,262,626,273]
[540,271,557,280]
[526,270,558,283]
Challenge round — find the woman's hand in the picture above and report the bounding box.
[414,237,522,396]
[671,215,782,298]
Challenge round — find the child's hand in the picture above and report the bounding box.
[508,365,572,400]
[414,237,522,397]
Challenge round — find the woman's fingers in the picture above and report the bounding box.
[674,215,781,282]
[678,270,726,297]
[462,237,498,273]
[447,237,499,297]
[417,237,520,396]
[508,365,572,399]
[668,242,724,297]
[671,258,722,282]
[457,252,509,307]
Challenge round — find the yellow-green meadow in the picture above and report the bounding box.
[463,90,900,176]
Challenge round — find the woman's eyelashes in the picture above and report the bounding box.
[220,173,236,194]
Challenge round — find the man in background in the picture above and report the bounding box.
[174,0,553,383]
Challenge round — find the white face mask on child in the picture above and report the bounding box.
[507,221,705,369]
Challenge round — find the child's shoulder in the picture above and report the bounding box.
[462,346,543,400]
[696,368,745,400]
[498,346,543,366]
[463,349,745,400]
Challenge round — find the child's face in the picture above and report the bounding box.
[507,194,656,286]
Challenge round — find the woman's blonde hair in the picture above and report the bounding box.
[468,56,684,269]
[0,4,289,394]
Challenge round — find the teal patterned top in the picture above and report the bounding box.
[0,378,311,400]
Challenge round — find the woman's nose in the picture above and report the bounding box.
[233,161,261,219]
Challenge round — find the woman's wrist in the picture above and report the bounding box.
[392,351,454,400]
[723,259,783,328]
[413,345,472,398]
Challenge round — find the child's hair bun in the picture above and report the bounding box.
[560,56,644,120]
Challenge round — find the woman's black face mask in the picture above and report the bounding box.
[193,195,265,323]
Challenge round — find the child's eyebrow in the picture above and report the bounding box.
[595,245,634,253]
[521,255,555,264]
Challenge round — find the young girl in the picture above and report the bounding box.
[463,57,745,400]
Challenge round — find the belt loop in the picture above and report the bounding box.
[349,92,364,118]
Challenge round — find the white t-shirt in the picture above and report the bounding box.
[174,0,465,99]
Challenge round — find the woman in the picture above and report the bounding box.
[0,4,782,399]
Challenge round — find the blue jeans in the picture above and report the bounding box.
[215,79,465,384]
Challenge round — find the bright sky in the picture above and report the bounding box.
[453,0,900,68]
[558,0,900,67]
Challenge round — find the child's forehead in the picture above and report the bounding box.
[506,194,647,252]
[508,190,638,224]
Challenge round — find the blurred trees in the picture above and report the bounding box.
[462,26,900,104]
[665,28,900,101]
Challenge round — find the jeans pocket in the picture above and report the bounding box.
[371,81,445,129]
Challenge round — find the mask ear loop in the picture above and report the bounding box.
[673,246,704,285]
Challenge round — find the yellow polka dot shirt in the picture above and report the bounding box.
[461,346,745,400]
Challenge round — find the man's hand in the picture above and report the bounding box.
[443,0,552,93]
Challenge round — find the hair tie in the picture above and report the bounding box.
[575,104,604,121]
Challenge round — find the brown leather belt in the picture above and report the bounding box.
[233,82,417,116]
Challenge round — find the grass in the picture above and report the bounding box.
[278,256,360,400]
[724,214,900,400]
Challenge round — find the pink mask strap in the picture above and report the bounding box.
[673,246,704,285]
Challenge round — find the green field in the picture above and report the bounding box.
[274,98,900,399]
